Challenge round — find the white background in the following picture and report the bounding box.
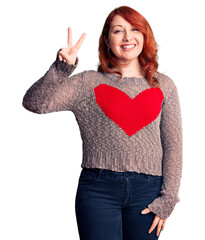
[1,0,204,239]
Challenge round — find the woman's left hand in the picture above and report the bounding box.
[141,208,167,236]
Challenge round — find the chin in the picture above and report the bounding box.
[118,56,139,63]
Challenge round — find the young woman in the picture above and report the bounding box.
[22,6,183,240]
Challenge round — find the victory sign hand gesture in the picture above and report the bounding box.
[58,27,86,65]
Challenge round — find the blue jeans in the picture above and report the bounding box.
[75,167,163,240]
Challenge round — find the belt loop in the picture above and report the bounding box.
[97,168,104,179]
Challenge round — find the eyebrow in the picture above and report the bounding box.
[111,25,123,30]
[111,24,133,30]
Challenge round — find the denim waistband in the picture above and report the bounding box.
[82,167,149,177]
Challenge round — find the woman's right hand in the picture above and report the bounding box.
[58,27,86,65]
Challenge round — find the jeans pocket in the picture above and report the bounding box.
[78,169,96,185]
[148,175,163,188]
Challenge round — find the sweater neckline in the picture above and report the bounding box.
[102,72,147,83]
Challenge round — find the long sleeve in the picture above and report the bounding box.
[22,49,84,114]
[148,82,183,219]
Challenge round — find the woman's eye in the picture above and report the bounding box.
[114,30,121,34]
[133,28,139,31]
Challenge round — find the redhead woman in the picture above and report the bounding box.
[22,5,183,240]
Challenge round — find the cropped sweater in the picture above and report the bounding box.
[22,49,183,219]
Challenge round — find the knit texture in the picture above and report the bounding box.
[22,49,183,219]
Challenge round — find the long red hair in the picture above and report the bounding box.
[98,6,160,87]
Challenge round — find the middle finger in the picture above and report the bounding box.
[149,217,159,234]
[67,27,72,48]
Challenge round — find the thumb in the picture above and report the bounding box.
[141,208,151,214]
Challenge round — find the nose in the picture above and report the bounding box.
[123,30,133,42]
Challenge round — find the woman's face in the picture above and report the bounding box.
[105,15,144,64]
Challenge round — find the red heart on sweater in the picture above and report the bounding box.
[94,84,164,136]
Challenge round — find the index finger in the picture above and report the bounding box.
[74,33,86,51]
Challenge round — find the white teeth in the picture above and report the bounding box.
[121,44,135,49]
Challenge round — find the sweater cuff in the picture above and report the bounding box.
[147,196,180,219]
[55,48,79,76]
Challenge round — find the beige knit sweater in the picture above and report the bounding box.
[22,49,183,219]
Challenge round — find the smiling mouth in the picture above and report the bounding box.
[121,44,136,49]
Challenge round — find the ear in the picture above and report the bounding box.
[104,36,109,48]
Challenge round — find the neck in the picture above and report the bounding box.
[112,58,144,78]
